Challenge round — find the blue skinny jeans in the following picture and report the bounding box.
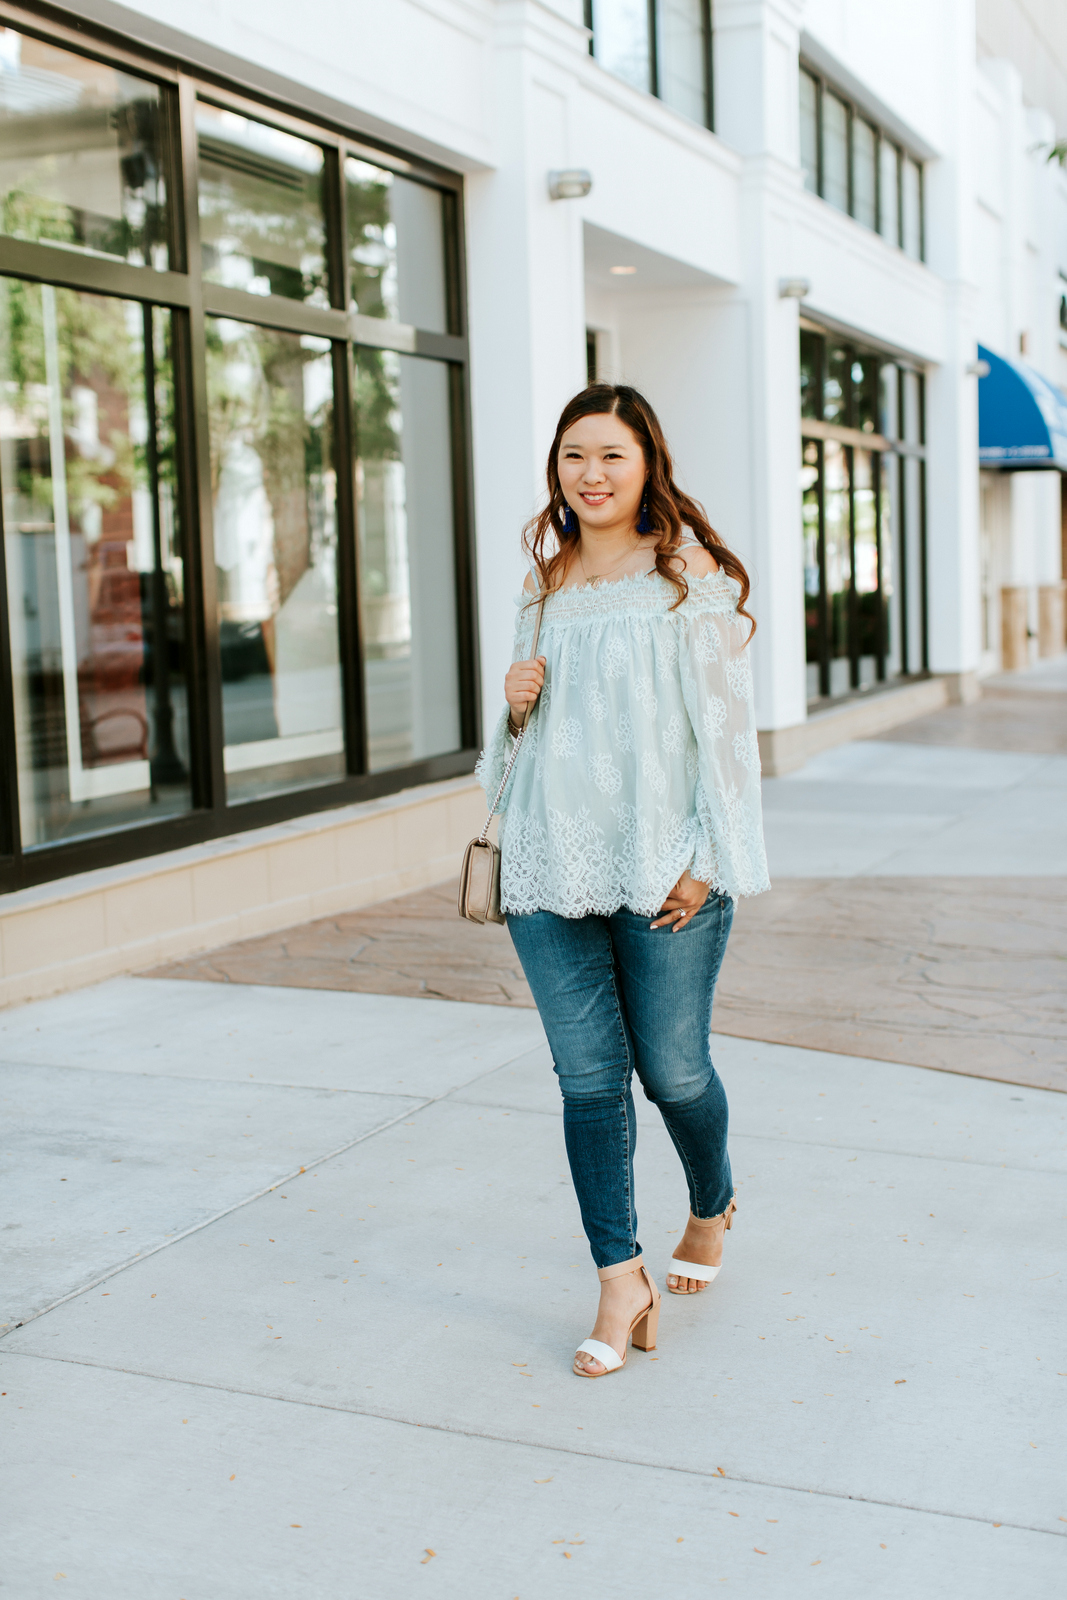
[506,893,734,1270]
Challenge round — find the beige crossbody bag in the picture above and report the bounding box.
[458,593,546,925]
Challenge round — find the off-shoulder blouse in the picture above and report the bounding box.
[475,565,771,918]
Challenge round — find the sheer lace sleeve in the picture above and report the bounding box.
[678,604,770,898]
[474,703,515,811]
[473,593,540,813]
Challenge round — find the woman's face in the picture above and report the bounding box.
[557,413,646,533]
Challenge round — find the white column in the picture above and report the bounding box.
[465,2,588,737]
[711,0,807,731]
[921,0,982,681]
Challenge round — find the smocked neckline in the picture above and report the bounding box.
[515,566,732,607]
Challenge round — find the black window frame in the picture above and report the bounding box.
[584,0,714,131]
[0,4,479,895]
[799,60,925,262]
[799,322,928,703]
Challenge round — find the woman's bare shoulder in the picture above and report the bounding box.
[672,540,719,577]
[522,570,539,595]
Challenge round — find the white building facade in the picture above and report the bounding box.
[0,0,1064,986]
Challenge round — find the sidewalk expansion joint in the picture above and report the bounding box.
[2,1346,1062,1542]
[441,1097,1067,1176]
[0,1047,548,1336]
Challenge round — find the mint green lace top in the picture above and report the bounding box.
[475,566,770,918]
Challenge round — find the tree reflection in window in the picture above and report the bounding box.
[197,104,327,306]
[205,317,343,800]
[0,278,188,846]
[0,26,169,267]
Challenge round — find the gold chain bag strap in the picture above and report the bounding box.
[458,594,546,925]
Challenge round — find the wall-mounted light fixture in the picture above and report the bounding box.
[778,277,811,299]
[965,359,991,377]
[548,169,593,200]
[609,265,637,275]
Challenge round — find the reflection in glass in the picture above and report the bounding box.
[0,279,189,847]
[902,156,922,260]
[355,348,462,771]
[800,329,924,693]
[853,449,879,683]
[0,27,168,268]
[902,368,922,444]
[851,118,877,231]
[345,159,448,332]
[206,320,343,801]
[800,330,821,419]
[197,103,326,305]
[879,361,899,440]
[822,92,849,213]
[902,454,924,672]
[823,440,851,696]
[801,438,822,699]
[881,453,901,676]
[800,69,819,194]
[591,0,651,95]
[853,355,878,434]
[824,344,849,425]
[879,139,899,245]
[656,0,707,124]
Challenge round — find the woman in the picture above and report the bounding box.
[476,383,769,1378]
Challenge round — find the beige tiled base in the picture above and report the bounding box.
[0,777,486,1010]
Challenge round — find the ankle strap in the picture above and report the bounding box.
[688,1197,737,1229]
[597,1254,646,1282]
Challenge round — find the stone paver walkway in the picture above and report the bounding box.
[151,879,534,1008]
[149,663,1067,1094]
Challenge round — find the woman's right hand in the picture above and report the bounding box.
[505,656,546,721]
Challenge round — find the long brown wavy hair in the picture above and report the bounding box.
[523,382,754,637]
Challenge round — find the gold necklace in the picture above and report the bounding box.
[577,538,641,588]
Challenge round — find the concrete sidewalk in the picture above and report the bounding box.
[4,698,1067,1596]
[2,976,1064,1597]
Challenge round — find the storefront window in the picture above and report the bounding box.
[345,160,448,332]
[197,104,327,305]
[824,345,849,426]
[823,439,851,696]
[355,349,461,771]
[853,450,880,684]
[0,27,169,269]
[801,439,821,702]
[800,330,821,419]
[799,325,927,700]
[853,354,879,435]
[207,320,343,802]
[0,278,188,846]
[0,22,475,892]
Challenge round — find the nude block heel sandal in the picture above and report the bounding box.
[574,1256,661,1378]
[666,1197,737,1294]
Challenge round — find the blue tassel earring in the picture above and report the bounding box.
[636,496,653,534]
[561,503,579,534]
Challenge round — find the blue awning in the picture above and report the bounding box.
[978,343,1067,469]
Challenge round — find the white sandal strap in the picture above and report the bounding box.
[575,1338,624,1372]
[667,1259,722,1282]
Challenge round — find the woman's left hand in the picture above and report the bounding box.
[651,872,710,931]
